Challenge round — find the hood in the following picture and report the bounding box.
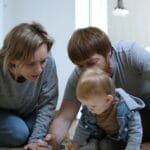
[116,88,145,110]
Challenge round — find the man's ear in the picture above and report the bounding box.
[106,94,114,103]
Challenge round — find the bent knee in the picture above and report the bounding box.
[0,124,29,147]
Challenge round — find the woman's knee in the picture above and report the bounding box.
[0,110,30,146]
[7,124,29,146]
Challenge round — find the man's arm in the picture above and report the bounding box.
[40,67,81,148]
[49,100,81,144]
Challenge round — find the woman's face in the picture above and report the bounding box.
[14,44,48,81]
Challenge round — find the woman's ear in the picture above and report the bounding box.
[106,94,114,103]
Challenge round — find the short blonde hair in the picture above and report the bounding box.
[0,22,54,72]
[76,68,115,101]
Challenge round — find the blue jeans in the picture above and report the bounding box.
[0,109,36,147]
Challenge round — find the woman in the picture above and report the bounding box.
[0,22,58,150]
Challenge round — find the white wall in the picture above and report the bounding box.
[2,0,75,109]
[89,0,108,33]
[0,0,4,47]
[75,0,108,32]
[1,0,109,110]
[108,0,150,47]
[75,0,90,28]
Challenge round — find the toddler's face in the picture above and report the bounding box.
[79,94,113,115]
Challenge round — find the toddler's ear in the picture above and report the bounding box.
[107,94,113,102]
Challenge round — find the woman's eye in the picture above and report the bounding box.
[27,63,34,66]
[91,106,96,108]
[41,60,46,64]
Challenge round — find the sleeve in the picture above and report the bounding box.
[125,110,143,150]
[63,67,80,101]
[130,43,150,100]
[128,42,150,101]
[28,55,58,143]
[113,41,150,102]
[73,117,91,146]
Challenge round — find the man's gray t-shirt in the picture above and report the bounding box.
[63,40,150,103]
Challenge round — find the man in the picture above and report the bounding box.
[39,27,150,149]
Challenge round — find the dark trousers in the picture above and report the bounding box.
[140,105,150,142]
[79,138,125,150]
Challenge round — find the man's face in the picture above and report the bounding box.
[76,52,113,76]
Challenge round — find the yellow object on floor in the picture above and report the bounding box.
[65,132,73,150]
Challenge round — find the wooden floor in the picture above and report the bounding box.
[0,148,23,150]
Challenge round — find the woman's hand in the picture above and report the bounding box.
[24,141,49,150]
[37,134,60,150]
[24,142,38,150]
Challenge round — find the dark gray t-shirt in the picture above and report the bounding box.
[63,40,150,102]
[0,53,58,143]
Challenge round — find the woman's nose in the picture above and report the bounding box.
[35,64,43,74]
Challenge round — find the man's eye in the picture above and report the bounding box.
[88,59,98,66]
[78,65,83,68]
[87,62,95,66]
